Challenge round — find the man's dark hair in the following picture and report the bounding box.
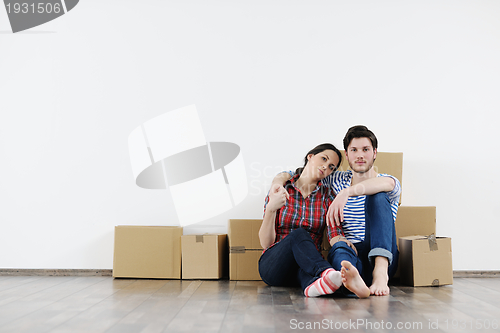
[343,125,378,151]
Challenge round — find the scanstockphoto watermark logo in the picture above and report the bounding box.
[3,0,79,33]
[248,162,296,197]
[128,105,248,227]
[289,318,499,331]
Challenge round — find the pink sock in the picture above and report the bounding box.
[304,268,342,297]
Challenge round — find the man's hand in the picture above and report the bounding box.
[272,172,293,188]
[326,190,349,227]
[329,235,358,256]
[267,183,288,212]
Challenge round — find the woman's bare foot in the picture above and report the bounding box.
[340,261,370,299]
[369,257,390,296]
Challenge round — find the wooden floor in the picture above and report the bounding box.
[0,277,499,333]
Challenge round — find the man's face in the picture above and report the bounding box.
[345,137,377,174]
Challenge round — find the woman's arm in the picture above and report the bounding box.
[259,183,287,249]
[259,209,277,250]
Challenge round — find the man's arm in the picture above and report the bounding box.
[327,176,396,227]
[347,176,395,196]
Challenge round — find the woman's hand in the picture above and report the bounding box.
[267,183,288,212]
[326,189,349,227]
[329,235,358,256]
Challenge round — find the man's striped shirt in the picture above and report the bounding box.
[323,170,401,243]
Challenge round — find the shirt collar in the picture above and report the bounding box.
[290,174,325,193]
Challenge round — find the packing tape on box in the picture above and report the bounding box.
[128,105,248,227]
[427,234,438,251]
[230,246,246,254]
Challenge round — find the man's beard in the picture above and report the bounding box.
[349,160,375,174]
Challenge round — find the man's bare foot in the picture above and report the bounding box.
[340,261,370,299]
[369,257,390,296]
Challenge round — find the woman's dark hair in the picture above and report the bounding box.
[295,143,342,176]
[343,125,378,151]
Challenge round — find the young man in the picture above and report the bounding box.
[272,125,401,296]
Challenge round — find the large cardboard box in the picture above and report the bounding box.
[181,234,228,279]
[399,235,453,287]
[113,226,182,279]
[228,219,263,280]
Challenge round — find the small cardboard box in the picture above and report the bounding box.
[399,235,453,287]
[228,219,263,280]
[113,226,182,279]
[181,234,228,279]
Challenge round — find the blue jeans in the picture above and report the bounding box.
[259,228,333,291]
[327,192,399,285]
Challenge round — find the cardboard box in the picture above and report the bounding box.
[113,226,182,279]
[229,250,263,281]
[395,206,436,247]
[181,234,227,279]
[228,219,263,280]
[228,219,262,250]
[399,235,453,287]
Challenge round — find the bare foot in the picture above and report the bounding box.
[340,261,370,299]
[369,257,390,296]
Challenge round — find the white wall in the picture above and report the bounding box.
[1,0,499,271]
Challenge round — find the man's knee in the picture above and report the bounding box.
[366,192,389,206]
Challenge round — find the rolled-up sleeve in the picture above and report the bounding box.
[378,174,401,204]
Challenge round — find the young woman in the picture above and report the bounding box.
[258,143,369,298]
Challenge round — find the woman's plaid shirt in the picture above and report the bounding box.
[263,175,344,252]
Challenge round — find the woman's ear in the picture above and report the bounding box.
[307,154,313,161]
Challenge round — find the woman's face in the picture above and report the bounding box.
[305,149,339,180]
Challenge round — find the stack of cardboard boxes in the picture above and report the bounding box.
[113,152,452,286]
[228,219,263,280]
